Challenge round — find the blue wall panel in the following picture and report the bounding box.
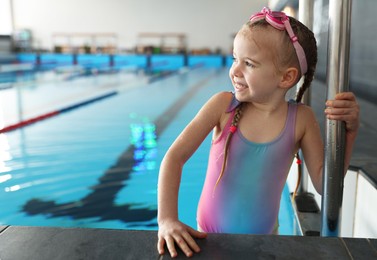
[113,55,148,69]
[39,54,74,69]
[17,53,37,64]
[77,54,111,69]
[150,55,185,71]
[188,55,223,68]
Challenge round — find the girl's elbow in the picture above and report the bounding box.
[311,170,323,195]
[315,185,323,196]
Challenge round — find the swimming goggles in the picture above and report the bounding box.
[250,7,308,76]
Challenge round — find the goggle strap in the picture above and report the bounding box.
[250,15,285,31]
[283,20,308,75]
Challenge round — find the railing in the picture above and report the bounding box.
[321,0,352,237]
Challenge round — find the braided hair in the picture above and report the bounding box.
[290,18,317,198]
[214,16,318,194]
[213,103,243,192]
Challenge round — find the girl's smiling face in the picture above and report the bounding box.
[229,26,287,103]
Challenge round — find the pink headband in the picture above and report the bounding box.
[250,7,308,76]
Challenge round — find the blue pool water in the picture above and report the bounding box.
[0,68,296,234]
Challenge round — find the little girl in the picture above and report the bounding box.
[157,7,359,258]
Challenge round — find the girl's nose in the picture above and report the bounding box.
[231,63,242,77]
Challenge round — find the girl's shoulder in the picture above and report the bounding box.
[294,103,320,141]
[287,100,316,124]
[213,91,234,101]
[295,103,317,121]
[204,92,235,137]
[287,100,316,118]
[206,91,235,112]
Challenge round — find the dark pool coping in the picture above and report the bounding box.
[310,79,377,188]
[0,225,376,259]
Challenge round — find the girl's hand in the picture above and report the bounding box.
[325,92,360,134]
[157,219,207,258]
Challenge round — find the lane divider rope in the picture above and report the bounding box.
[0,65,201,134]
[0,91,117,134]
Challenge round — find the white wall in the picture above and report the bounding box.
[11,0,268,53]
[353,174,377,238]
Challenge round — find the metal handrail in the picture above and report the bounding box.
[321,0,352,237]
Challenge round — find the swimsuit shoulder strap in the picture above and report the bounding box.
[226,92,241,113]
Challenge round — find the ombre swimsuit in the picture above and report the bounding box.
[197,93,298,234]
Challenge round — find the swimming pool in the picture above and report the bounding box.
[0,68,297,234]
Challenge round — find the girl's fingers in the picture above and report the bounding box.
[326,113,355,121]
[326,100,358,110]
[325,92,359,132]
[157,236,165,255]
[326,92,358,107]
[335,92,357,101]
[325,107,359,132]
[172,234,194,257]
[158,223,207,257]
[325,108,357,120]
[325,107,356,116]
[182,231,201,253]
[165,236,178,258]
[188,228,208,239]
[159,233,198,258]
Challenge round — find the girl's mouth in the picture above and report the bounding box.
[234,82,248,91]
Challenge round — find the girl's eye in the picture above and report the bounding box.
[232,57,237,63]
[245,61,254,67]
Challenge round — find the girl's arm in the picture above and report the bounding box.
[157,92,232,258]
[299,92,360,195]
[298,105,324,194]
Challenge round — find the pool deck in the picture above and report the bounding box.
[0,225,376,259]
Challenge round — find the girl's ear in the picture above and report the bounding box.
[279,67,300,89]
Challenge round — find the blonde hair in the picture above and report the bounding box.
[214,16,318,192]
